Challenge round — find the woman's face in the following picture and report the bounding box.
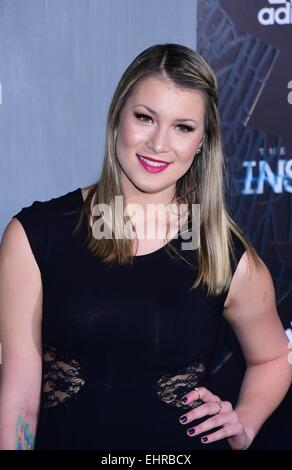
[116,75,205,203]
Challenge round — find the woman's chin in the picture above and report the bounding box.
[132,180,171,196]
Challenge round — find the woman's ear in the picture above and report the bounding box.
[196,135,205,155]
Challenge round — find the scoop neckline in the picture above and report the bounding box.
[76,187,183,259]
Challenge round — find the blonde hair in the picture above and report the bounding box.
[74,43,260,295]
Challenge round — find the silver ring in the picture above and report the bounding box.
[194,387,201,401]
[214,399,222,415]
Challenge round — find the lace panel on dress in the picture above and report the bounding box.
[43,346,85,408]
[156,362,205,410]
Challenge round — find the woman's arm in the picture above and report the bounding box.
[178,251,291,449]
[0,219,43,449]
[223,252,292,447]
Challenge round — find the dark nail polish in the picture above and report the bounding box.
[181,396,188,403]
[201,436,208,442]
[179,415,187,423]
[187,428,195,435]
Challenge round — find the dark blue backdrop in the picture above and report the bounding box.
[197,0,292,450]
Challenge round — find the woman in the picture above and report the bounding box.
[0,43,290,450]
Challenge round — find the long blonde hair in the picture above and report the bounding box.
[74,43,260,295]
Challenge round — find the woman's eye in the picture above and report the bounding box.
[176,124,194,133]
[134,112,194,133]
[134,112,153,123]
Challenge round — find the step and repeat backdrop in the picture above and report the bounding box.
[197,0,292,449]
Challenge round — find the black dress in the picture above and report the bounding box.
[13,188,246,450]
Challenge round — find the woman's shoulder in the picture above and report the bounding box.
[224,228,263,308]
[229,228,257,275]
[12,187,83,222]
[9,187,83,271]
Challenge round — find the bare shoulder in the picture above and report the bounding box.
[0,218,42,347]
[0,218,41,283]
[223,251,288,364]
[0,218,37,256]
[223,251,272,314]
[1,218,29,254]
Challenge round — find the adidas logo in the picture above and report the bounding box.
[258,0,292,25]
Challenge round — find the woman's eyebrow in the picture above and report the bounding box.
[135,104,198,124]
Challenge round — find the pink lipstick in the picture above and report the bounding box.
[136,154,172,174]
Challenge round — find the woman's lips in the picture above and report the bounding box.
[136,154,172,174]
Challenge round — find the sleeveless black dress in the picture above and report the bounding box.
[13,188,246,450]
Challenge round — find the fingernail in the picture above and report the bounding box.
[187,427,195,435]
[201,436,208,442]
[181,395,188,403]
[179,415,187,423]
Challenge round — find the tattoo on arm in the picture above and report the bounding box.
[15,415,35,450]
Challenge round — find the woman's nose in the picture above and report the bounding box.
[147,126,170,154]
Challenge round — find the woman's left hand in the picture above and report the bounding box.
[178,386,250,450]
